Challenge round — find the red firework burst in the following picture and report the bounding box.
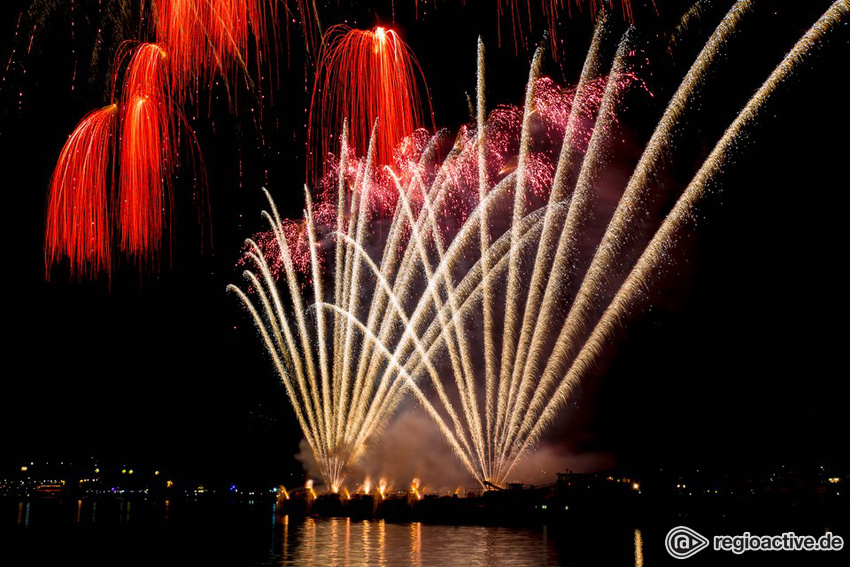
[45,1,281,279]
[117,42,177,262]
[154,0,280,102]
[44,104,119,280]
[309,25,433,186]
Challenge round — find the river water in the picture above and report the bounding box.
[0,497,651,566]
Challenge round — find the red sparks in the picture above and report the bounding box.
[45,104,118,280]
[117,43,177,261]
[154,0,279,103]
[119,96,171,260]
[45,2,282,279]
[497,1,636,58]
[309,25,432,186]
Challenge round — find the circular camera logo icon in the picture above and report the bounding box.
[665,526,710,559]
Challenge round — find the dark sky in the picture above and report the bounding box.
[0,0,847,482]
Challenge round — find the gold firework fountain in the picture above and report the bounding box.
[230,1,848,490]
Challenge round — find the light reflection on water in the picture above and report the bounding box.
[634,528,644,567]
[269,516,562,567]
[4,499,646,566]
[16,501,30,527]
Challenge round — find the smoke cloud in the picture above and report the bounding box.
[296,406,615,491]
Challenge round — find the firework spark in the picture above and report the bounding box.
[40,0,282,278]
[153,0,279,102]
[44,103,118,279]
[308,25,432,188]
[494,0,635,58]
[117,42,176,262]
[232,1,846,489]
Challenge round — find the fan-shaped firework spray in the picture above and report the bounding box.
[232,0,846,490]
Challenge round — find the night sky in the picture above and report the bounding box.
[1,0,848,484]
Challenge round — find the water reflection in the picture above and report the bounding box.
[377,519,386,566]
[634,528,644,567]
[5,500,646,566]
[410,522,421,565]
[16,501,31,527]
[359,519,370,565]
[273,517,560,566]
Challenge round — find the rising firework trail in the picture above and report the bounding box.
[509,0,850,472]
[232,33,624,487]
[232,1,846,489]
[441,0,845,486]
[501,0,756,456]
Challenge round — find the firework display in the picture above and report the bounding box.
[308,25,431,188]
[42,0,280,275]
[230,1,847,490]
[34,1,646,278]
[16,0,845,505]
[116,42,175,261]
[44,103,118,280]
